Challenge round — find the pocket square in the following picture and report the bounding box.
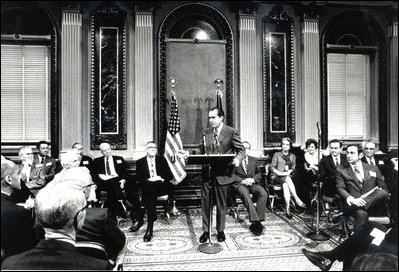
[369,171,377,177]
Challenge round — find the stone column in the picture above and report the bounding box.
[301,17,320,144]
[134,11,153,153]
[388,21,398,150]
[61,10,82,148]
[239,14,259,150]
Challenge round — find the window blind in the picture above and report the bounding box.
[1,44,49,142]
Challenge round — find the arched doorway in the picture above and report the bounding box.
[158,3,233,151]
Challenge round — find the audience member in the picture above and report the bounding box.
[303,138,321,209]
[34,141,57,183]
[318,139,347,203]
[129,141,174,243]
[270,137,306,219]
[231,141,267,236]
[91,142,128,217]
[198,107,245,243]
[349,253,398,271]
[1,159,37,259]
[1,181,113,270]
[72,142,93,170]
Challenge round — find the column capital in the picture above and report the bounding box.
[389,21,398,38]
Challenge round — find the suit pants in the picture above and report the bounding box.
[201,178,229,232]
[233,182,267,222]
[96,177,124,214]
[141,180,172,223]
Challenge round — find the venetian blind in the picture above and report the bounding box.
[327,53,370,139]
[1,44,49,142]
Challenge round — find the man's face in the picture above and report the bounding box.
[208,109,223,128]
[74,144,84,156]
[38,143,49,156]
[146,143,157,157]
[243,143,251,156]
[364,143,376,158]
[20,148,34,164]
[9,166,22,190]
[347,146,360,164]
[329,142,341,157]
[100,145,112,157]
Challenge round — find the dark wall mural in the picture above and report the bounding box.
[90,8,127,149]
[263,5,295,146]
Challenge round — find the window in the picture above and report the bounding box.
[1,44,50,142]
[327,53,370,139]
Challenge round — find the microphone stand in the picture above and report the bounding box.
[306,122,330,241]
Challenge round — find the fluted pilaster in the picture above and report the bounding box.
[239,14,258,149]
[61,10,82,148]
[301,18,320,142]
[389,22,398,150]
[134,11,154,150]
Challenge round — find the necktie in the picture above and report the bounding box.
[105,157,111,175]
[371,158,375,166]
[334,157,339,166]
[243,157,248,173]
[150,160,155,177]
[41,156,44,164]
[213,129,219,153]
[354,165,363,184]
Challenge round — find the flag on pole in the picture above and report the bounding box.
[164,92,187,185]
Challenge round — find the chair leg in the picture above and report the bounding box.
[270,196,275,213]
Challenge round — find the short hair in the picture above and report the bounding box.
[305,138,318,149]
[350,253,398,271]
[242,141,251,149]
[18,146,33,157]
[36,140,49,150]
[329,139,343,148]
[281,137,292,147]
[35,181,86,230]
[209,107,224,118]
[99,142,111,151]
[146,141,157,147]
[1,159,18,181]
[59,149,80,168]
[72,142,82,149]
[364,141,376,148]
[347,144,362,155]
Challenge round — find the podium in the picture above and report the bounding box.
[187,154,236,254]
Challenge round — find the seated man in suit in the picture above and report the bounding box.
[129,141,174,243]
[232,141,267,236]
[34,141,57,183]
[318,139,347,203]
[91,142,128,217]
[302,144,389,271]
[72,142,93,170]
[1,159,38,259]
[2,181,112,270]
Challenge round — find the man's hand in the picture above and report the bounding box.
[232,158,240,167]
[119,179,126,189]
[347,196,366,207]
[241,178,255,186]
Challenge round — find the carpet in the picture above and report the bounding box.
[119,208,344,271]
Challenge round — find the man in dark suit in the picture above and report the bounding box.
[232,141,267,236]
[91,142,128,216]
[199,107,245,243]
[129,141,174,242]
[33,140,57,183]
[1,159,37,259]
[1,180,113,270]
[72,142,93,170]
[319,139,347,201]
[302,144,389,271]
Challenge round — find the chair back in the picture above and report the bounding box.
[76,241,108,260]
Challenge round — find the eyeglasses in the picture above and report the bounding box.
[365,148,375,150]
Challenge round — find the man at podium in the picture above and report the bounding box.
[198,107,245,243]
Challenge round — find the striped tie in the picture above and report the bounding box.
[244,157,248,173]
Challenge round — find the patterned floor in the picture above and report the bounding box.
[119,208,344,271]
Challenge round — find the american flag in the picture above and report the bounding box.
[164,92,187,185]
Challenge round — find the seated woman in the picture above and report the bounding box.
[270,137,306,219]
[303,138,320,207]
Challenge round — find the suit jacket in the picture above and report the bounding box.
[91,155,128,183]
[33,154,57,183]
[319,153,348,181]
[1,193,37,258]
[361,155,391,181]
[18,162,48,194]
[136,155,174,184]
[232,156,262,184]
[336,162,388,201]
[76,208,125,260]
[199,124,245,185]
[1,239,112,270]
[80,155,93,169]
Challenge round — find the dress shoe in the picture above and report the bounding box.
[129,220,144,232]
[302,248,333,271]
[217,231,226,242]
[285,211,293,219]
[199,232,209,243]
[143,230,153,242]
[250,221,265,236]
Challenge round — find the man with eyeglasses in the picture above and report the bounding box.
[129,141,174,242]
[361,141,391,186]
[2,181,113,270]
